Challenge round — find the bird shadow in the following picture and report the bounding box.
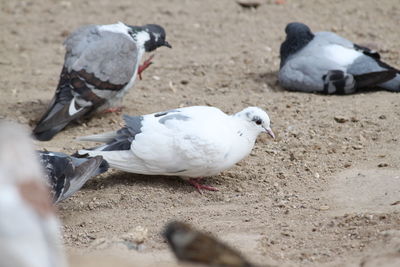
[246,71,284,92]
[5,100,47,127]
[83,171,217,194]
[7,99,118,133]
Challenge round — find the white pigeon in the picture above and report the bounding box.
[279,22,400,94]
[0,121,67,267]
[33,22,171,141]
[78,106,275,192]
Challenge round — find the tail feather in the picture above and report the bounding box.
[34,99,90,141]
[354,70,397,89]
[78,150,151,174]
[323,69,397,94]
[378,73,400,91]
[77,131,118,143]
[39,151,109,203]
[56,156,108,203]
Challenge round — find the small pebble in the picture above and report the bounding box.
[334,116,348,123]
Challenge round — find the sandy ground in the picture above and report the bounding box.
[1,0,400,266]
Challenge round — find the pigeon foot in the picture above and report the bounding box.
[102,106,124,114]
[138,54,154,80]
[188,178,219,194]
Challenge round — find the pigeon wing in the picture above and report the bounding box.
[320,32,399,89]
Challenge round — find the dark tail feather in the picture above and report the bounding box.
[56,156,108,203]
[354,70,397,89]
[33,100,89,141]
[378,73,400,92]
[96,157,109,175]
[33,122,70,141]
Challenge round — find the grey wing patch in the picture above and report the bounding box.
[159,114,191,124]
[348,51,400,76]
[98,115,143,151]
[124,114,143,135]
[68,30,138,85]
[316,31,354,48]
[154,109,180,117]
[64,25,100,68]
[279,60,324,92]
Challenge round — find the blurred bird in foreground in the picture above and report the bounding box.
[0,121,67,267]
[163,221,265,267]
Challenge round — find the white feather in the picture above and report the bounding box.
[77,130,118,142]
[98,22,130,36]
[68,98,84,116]
[323,44,362,67]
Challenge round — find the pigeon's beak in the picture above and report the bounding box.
[264,127,275,139]
[163,41,172,48]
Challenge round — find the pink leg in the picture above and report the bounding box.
[137,54,154,80]
[188,178,219,194]
[101,106,124,114]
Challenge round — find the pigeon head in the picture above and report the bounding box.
[280,22,314,67]
[142,24,171,52]
[128,24,171,52]
[284,22,312,36]
[235,107,275,139]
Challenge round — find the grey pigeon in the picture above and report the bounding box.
[33,22,171,141]
[279,22,400,94]
[77,106,275,193]
[38,151,109,203]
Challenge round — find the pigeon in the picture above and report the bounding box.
[77,106,275,193]
[163,221,261,267]
[38,151,109,204]
[0,121,67,267]
[279,22,400,94]
[33,22,171,141]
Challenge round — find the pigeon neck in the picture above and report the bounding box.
[131,31,151,50]
[280,32,314,68]
[232,116,260,144]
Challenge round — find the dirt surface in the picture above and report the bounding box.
[1,0,400,266]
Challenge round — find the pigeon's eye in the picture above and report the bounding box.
[255,119,262,125]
